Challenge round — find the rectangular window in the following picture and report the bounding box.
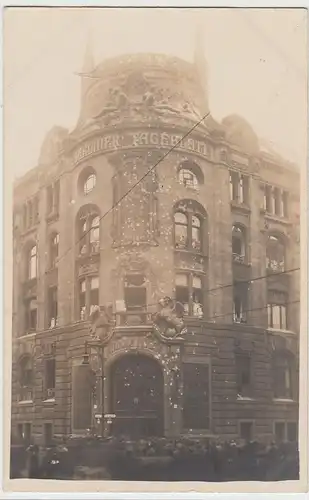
[79,279,86,320]
[230,172,238,202]
[274,421,285,442]
[192,275,203,317]
[124,274,146,311]
[264,185,272,212]
[17,423,23,443]
[24,423,32,444]
[274,357,293,399]
[240,421,253,441]
[48,286,58,327]
[175,274,189,315]
[44,423,53,446]
[236,353,252,396]
[233,282,247,323]
[47,181,60,216]
[287,422,298,442]
[45,358,56,392]
[273,187,281,216]
[268,303,287,330]
[183,363,210,430]
[25,299,37,332]
[90,276,99,315]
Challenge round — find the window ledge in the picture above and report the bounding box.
[230,201,251,213]
[18,400,33,405]
[237,395,255,401]
[267,328,296,335]
[265,213,291,225]
[273,398,296,403]
[18,332,37,340]
[43,398,55,404]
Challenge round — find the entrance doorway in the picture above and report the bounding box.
[109,353,164,438]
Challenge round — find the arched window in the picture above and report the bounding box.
[232,225,246,263]
[49,233,59,268]
[18,356,33,401]
[191,215,201,250]
[89,216,100,253]
[174,212,188,249]
[266,234,285,272]
[84,173,96,195]
[174,200,206,253]
[177,161,203,189]
[178,169,198,189]
[27,244,37,280]
[273,351,294,400]
[77,206,100,255]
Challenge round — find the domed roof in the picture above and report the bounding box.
[77,52,209,129]
[222,114,259,155]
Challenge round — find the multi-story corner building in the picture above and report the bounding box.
[11,39,300,446]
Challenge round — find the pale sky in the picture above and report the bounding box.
[4,7,307,178]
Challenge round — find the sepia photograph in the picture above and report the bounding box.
[3,5,307,492]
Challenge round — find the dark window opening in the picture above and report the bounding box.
[233,282,247,323]
[282,191,288,218]
[183,363,210,430]
[274,187,281,215]
[48,286,58,328]
[25,299,37,332]
[45,357,56,399]
[236,353,252,397]
[274,422,285,443]
[175,273,203,317]
[89,276,99,315]
[287,422,298,442]
[267,300,287,330]
[273,354,293,399]
[240,421,253,441]
[124,274,146,311]
[24,423,32,444]
[44,423,53,446]
[50,233,59,268]
[78,211,100,255]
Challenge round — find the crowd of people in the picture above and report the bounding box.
[11,436,299,482]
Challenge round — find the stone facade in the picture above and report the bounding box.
[11,45,300,445]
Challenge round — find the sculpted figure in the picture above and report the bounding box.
[89,304,114,340]
[153,297,185,337]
